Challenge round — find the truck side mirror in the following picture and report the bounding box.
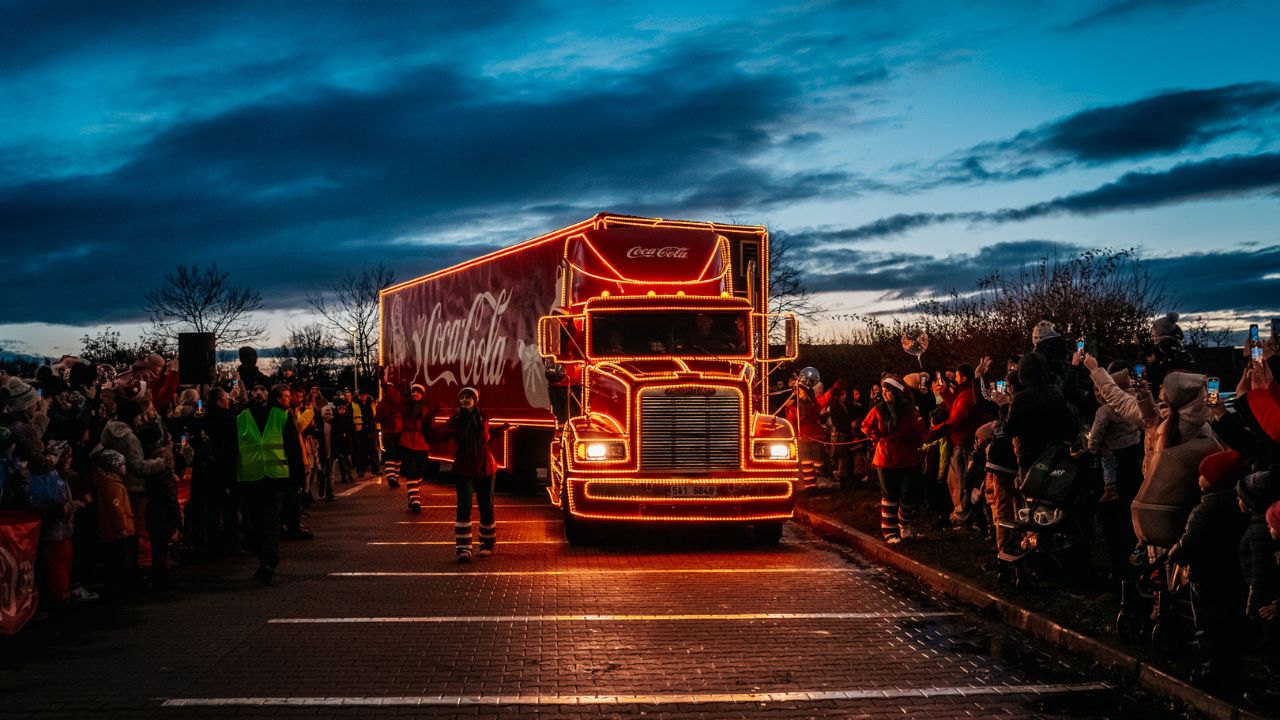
[784,315,799,359]
[539,315,563,358]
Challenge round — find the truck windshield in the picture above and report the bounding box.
[590,311,749,357]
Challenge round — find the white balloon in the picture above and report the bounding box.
[901,329,929,357]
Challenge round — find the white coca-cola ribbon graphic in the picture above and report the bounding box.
[409,289,512,388]
[625,246,689,259]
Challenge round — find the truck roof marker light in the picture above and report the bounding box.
[647,290,656,296]
[600,290,610,297]
[676,291,685,296]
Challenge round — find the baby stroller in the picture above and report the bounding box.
[1116,436,1216,646]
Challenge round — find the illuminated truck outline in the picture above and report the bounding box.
[379,213,798,544]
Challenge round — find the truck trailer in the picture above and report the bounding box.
[379,213,799,543]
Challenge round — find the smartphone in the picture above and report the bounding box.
[995,380,1007,394]
[1076,339,1085,352]
[37,388,43,398]
[1207,377,1220,405]
[180,433,188,447]
[1251,323,1261,345]
[197,399,204,410]
[1253,346,1264,363]
[1134,363,1146,380]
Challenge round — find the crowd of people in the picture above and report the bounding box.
[0,346,383,620]
[782,314,1280,703]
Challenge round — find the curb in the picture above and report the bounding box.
[794,507,1267,720]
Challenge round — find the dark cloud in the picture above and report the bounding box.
[796,239,1280,320]
[843,152,1280,240]
[797,240,1081,297]
[1063,0,1237,31]
[0,1,533,74]
[1144,247,1280,315]
[0,46,863,325]
[918,83,1280,187]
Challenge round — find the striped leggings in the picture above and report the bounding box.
[876,466,919,539]
[454,474,496,551]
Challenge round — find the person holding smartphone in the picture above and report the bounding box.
[1243,345,1280,443]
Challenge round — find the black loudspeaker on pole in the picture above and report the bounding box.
[178,332,216,385]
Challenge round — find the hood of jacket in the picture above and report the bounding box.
[1017,351,1053,387]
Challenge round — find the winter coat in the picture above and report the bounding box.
[1090,366,1214,477]
[98,420,169,493]
[1168,490,1246,582]
[376,385,404,434]
[785,391,824,441]
[199,405,239,482]
[398,399,434,452]
[90,467,135,542]
[328,407,356,456]
[1247,388,1280,444]
[1087,402,1142,455]
[861,401,926,470]
[1240,515,1278,617]
[1006,353,1079,472]
[430,408,497,478]
[927,383,986,448]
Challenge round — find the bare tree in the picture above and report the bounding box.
[819,248,1170,385]
[1184,314,1236,348]
[144,264,265,348]
[79,327,149,367]
[767,231,823,342]
[306,263,396,391]
[280,323,340,384]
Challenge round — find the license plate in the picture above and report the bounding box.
[670,484,718,497]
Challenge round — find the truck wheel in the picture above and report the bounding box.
[751,522,783,545]
[561,481,593,546]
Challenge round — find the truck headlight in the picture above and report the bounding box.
[752,440,795,460]
[576,439,626,461]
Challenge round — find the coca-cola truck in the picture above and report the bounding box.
[379,213,799,543]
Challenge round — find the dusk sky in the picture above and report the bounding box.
[2,0,1278,358]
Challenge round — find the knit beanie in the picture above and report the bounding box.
[1267,501,1280,536]
[409,383,427,395]
[975,420,996,446]
[94,448,126,472]
[1109,369,1132,390]
[1199,450,1248,493]
[3,377,39,414]
[1238,471,1274,514]
[1152,312,1183,344]
[459,386,479,402]
[1161,371,1205,409]
[1032,320,1060,347]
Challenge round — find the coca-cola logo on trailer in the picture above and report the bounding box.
[409,290,512,388]
[626,246,689,259]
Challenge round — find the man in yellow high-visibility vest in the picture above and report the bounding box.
[237,382,306,585]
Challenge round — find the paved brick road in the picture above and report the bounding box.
[1,478,1193,719]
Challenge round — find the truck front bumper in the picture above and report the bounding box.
[558,476,796,522]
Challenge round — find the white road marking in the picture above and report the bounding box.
[330,567,867,577]
[334,480,379,497]
[396,520,560,524]
[162,682,1112,707]
[368,540,564,546]
[266,611,960,624]
[414,504,554,509]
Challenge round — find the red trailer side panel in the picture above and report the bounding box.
[380,236,566,424]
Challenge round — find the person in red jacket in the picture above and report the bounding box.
[428,387,507,562]
[398,384,433,513]
[927,363,986,525]
[862,375,927,543]
[783,377,829,491]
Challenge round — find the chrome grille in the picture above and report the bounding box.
[640,390,741,472]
